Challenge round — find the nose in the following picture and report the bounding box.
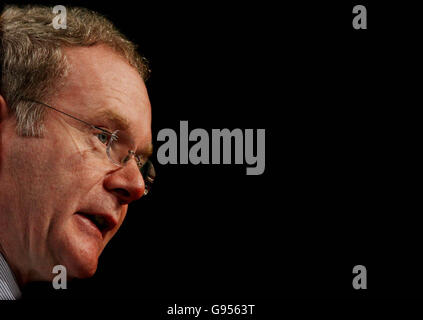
[104,160,145,204]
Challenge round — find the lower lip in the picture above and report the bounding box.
[75,213,103,240]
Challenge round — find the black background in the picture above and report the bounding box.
[1,0,422,316]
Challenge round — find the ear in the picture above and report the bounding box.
[0,94,8,123]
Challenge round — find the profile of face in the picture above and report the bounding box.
[0,45,152,284]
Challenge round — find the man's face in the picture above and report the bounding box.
[0,45,152,282]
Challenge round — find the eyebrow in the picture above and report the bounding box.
[95,109,130,131]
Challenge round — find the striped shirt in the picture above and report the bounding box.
[0,252,22,300]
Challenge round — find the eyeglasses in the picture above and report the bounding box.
[25,99,155,196]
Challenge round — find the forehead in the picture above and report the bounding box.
[57,45,152,151]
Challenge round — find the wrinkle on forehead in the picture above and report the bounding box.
[57,45,152,154]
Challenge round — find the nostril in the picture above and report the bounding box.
[114,188,130,199]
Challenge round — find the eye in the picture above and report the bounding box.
[97,132,109,145]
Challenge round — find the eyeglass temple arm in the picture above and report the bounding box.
[24,99,114,136]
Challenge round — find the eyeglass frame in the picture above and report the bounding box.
[22,99,155,196]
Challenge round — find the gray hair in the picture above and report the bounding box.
[0,5,150,136]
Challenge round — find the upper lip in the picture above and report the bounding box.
[76,210,118,237]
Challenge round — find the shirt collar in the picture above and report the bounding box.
[0,252,22,300]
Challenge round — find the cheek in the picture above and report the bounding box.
[8,134,105,224]
[4,138,76,220]
[45,133,108,196]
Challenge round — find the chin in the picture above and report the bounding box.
[71,261,98,279]
[64,247,100,279]
[51,216,107,279]
[54,234,103,280]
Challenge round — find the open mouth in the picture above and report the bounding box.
[76,212,113,236]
